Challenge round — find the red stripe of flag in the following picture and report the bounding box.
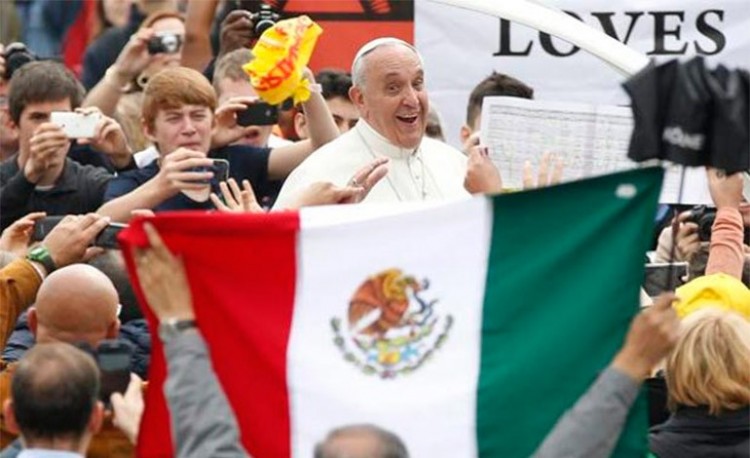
[120,211,300,457]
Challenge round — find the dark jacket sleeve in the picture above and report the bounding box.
[0,171,36,230]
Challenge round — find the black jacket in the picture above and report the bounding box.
[0,155,112,230]
[650,406,750,458]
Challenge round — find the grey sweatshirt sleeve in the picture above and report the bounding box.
[533,366,642,458]
[163,330,250,458]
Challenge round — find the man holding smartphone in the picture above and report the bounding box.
[0,61,135,231]
[98,61,340,221]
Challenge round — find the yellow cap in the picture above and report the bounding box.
[675,273,750,320]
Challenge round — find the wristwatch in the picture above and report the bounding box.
[158,318,197,343]
[26,245,57,274]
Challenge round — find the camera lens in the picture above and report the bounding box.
[255,19,275,35]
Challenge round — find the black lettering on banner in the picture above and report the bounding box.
[494,10,727,58]
[494,18,533,56]
[695,10,726,55]
[591,11,644,44]
[539,11,581,56]
[649,11,688,55]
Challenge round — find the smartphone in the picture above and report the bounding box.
[212,159,230,182]
[643,262,689,297]
[96,340,133,406]
[94,223,127,249]
[236,102,278,126]
[50,112,101,138]
[189,158,230,184]
[31,216,64,242]
[31,216,125,249]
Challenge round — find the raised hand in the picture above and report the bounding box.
[522,152,564,189]
[132,222,194,322]
[612,293,681,380]
[156,148,214,194]
[210,178,264,213]
[0,212,47,256]
[24,123,70,183]
[464,145,502,194]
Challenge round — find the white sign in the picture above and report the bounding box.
[415,0,750,149]
[479,96,713,204]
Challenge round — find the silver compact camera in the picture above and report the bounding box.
[147,32,183,54]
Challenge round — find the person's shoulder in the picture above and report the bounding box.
[104,163,156,199]
[297,130,361,168]
[212,144,271,161]
[0,156,19,177]
[113,162,157,184]
[66,158,113,181]
[95,24,132,46]
[421,137,463,155]
[421,137,467,163]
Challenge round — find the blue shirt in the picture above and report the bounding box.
[103,145,276,212]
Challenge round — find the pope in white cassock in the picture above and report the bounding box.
[273,38,469,209]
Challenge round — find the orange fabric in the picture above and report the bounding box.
[0,259,42,350]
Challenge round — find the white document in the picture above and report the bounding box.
[479,96,712,205]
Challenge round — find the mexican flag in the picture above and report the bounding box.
[121,167,663,458]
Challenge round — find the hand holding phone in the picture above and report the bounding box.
[32,215,125,250]
[182,159,230,202]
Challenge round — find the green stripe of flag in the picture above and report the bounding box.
[477,167,664,457]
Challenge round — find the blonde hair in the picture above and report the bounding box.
[213,48,254,96]
[666,309,750,415]
[115,91,151,152]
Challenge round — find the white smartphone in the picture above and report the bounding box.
[50,112,102,139]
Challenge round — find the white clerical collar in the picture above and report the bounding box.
[356,119,420,160]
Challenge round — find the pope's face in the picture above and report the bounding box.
[352,45,428,149]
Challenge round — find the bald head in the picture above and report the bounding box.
[32,265,120,345]
[314,424,409,458]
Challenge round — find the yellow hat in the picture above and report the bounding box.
[675,273,750,320]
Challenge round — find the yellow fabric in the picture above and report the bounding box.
[675,273,750,320]
[243,16,322,105]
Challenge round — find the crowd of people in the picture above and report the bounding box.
[0,0,748,457]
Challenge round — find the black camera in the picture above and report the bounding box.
[686,205,750,244]
[147,33,183,55]
[254,3,280,36]
[3,42,37,80]
[686,205,716,242]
